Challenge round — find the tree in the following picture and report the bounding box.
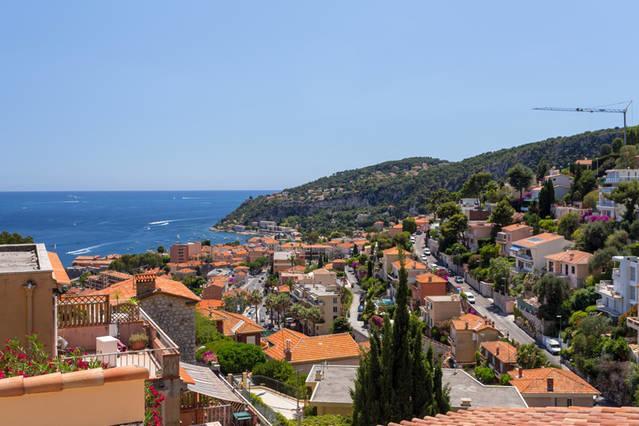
[425,189,454,215]
[616,145,639,169]
[436,202,462,220]
[582,190,599,209]
[331,316,352,334]
[488,257,511,295]
[507,164,534,209]
[474,365,496,384]
[461,171,494,198]
[534,274,569,321]
[439,213,468,251]
[247,290,263,319]
[517,343,548,369]
[600,143,612,156]
[391,261,413,420]
[0,231,33,244]
[558,212,580,239]
[577,221,613,253]
[489,199,514,229]
[156,245,165,253]
[538,179,555,218]
[402,218,417,234]
[612,137,623,153]
[223,290,250,313]
[213,341,265,374]
[610,180,639,223]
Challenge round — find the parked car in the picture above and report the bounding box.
[455,276,464,284]
[423,248,431,256]
[544,337,561,355]
[465,292,476,304]
[420,254,428,261]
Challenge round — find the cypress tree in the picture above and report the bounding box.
[351,327,382,426]
[380,315,394,422]
[433,359,450,414]
[390,259,413,421]
[367,259,373,278]
[538,179,555,218]
[410,316,430,417]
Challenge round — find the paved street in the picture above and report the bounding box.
[345,266,369,340]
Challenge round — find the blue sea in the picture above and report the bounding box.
[0,191,271,266]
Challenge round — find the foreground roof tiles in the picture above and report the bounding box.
[389,406,639,425]
[264,329,360,364]
[89,275,200,303]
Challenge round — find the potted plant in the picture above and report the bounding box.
[128,332,149,350]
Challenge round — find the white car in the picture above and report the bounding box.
[424,248,431,256]
[465,292,476,304]
[420,254,428,261]
[545,338,561,356]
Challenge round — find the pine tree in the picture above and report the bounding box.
[352,243,359,256]
[433,359,450,414]
[390,259,413,422]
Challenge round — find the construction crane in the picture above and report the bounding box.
[533,101,632,145]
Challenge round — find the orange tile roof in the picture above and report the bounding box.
[179,367,195,385]
[196,299,224,316]
[480,341,517,365]
[207,310,264,336]
[277,285,291,293]
[383,247,402,255]
[510,368,600,396]
[545,250,592,265]
[264,329,360,364]
[415,273,447,285]
[89,276,200,303]
[47,252,70,286]
[389,407,639,425]
[501,223,532,232]
[512,232,563,248]
[392,260,427,270]
[451,313,495,332]
[575,158,593,166]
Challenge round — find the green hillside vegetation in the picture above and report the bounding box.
[220,127,634,234]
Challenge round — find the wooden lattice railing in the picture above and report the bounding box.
[57,295,141,328]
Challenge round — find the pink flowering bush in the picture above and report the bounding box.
[0,335,103,379]
[584,214,610,223]
[144,383,165,426]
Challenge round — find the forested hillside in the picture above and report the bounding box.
[220,127,631,233]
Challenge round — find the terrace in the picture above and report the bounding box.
[57,295,180,379]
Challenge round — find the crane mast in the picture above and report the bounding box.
[533,101,632,145]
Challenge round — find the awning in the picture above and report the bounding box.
[180,362,241,404]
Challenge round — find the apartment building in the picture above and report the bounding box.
[544,168,574,200]
[293,271,342,335]
[411,273,447,308]
[170,241,202,263]
[420,294,462,329]
[598,169,639,220]
[449,313,500,364]
[510,233,571,273]
[464,221,494,252]
[596,255,639,318]
[273,250,296,274]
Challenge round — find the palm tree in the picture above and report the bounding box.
[264,294,276,323]
[247,289,263,322]
[304,306,321,336]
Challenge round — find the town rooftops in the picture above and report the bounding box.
[207,310,263,336]
[382,247,404,255]
[273,251,294,261]
[264,329,360,364]
[306,364,358,405]
[48,252,71,285]
[388,407,639,426]
[575,158,593,167]
[545,249,592,265]
[511,232,563,248]
[442,368,527,409]
[0,243,52,274]
[452,313,496,332]
[196,299,224,316]
[480,341,517,365]
[510,368,600,396]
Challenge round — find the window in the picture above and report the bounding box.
[631,267,637,282]
[571,266,575,275]
[333,297,338,304]
[333,306,338,313]
[566,399,572,407]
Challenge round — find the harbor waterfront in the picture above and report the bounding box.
[0,190,271,265]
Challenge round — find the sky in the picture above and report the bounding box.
[2,1,639,191]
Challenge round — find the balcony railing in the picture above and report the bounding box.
[58,295,180,378]
[627,317,639,331]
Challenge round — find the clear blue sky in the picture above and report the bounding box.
[2,1,638,191]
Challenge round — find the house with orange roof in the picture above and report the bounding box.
[480,341,518,375]
[388,223,404,238]
[545,250,593,288]
[206,310,263,345]
[196,299,224,317]
[273,251,296,274]
[390,259,428,285]
[410,273,447,307]
[263,329,361,373]
[201,276,228,300]
[510,367,600,407]
[510,232,571,273]
[496,223,534,256]
[88,274,200,361]
[575,158,593,168]
[449,313,500,364]
[382,246,404,275]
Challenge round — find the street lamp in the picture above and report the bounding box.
[556,315,562,351]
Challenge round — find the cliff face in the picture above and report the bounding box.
[220,127,627,231]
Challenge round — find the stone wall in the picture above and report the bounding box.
[140,294,196,362]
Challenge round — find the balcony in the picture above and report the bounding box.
[495,232,508,244]
[627,317,639,332]
[57,295,180,379]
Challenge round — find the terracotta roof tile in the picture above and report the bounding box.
[545,250,592,265]
[207,310,263,336]
[451,313,496,332]
[415,273,447,285]
[389,406,639,425]
[264,329,360,364]
[480,341,517,365]
[88,275,200,303]
[48,252,70,286]
[510,368,600,396]
[196,299,224,316]
[392,260,427,270]
[512,233,564,248]
[501,224,532,232]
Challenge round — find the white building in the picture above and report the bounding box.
[509,233,571,273]
[596,256,639,318]
[544,168,573,201]
[597,169,639,220]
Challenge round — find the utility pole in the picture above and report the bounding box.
[534,101,632,145]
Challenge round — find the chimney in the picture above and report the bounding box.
[314,368,323,382]
[216,319,224,334]
[460,398,472,408]
[518,367,523,378]
[496,346,500,356]
[135,273,157,298]
[547,377,554,392]
[284,339,292,362]
[465,321,469,330]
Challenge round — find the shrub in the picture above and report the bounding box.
[474,365,496,384]
[128,332,149,349]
